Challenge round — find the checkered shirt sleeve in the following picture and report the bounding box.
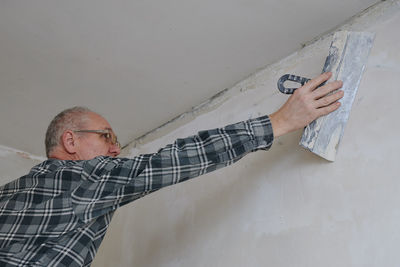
[0,115,274,266]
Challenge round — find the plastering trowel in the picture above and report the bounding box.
[277,31,375,161]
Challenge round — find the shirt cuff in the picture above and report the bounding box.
[247,115,274,150]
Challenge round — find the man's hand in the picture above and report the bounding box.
[269,72,344,137]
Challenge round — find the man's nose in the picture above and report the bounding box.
[109,143,121,157]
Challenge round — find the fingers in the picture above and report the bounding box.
[270,72,344,137]
[315,89,344,108]
[312,80,343,100]
[304,72,332,92]
[318,101,341,116]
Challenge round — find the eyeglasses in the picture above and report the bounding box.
[74,129,121,148]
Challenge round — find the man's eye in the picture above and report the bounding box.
[101,133,110,139]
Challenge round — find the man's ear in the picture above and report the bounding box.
[62,130,78,154]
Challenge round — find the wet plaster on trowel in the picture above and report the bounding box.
[93,2,400,267]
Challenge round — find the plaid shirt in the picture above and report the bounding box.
[0,115,273,267]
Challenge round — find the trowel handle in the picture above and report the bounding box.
[277,74,311,94]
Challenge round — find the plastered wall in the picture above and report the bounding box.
[92,2,400,266]
[0,145,44,185]
[1,1,398,267]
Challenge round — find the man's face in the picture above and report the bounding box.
[74,112,121,160]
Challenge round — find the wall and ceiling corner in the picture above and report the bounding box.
[1,0,399,266]
[92,1,400,266]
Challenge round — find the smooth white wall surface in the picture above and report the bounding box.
[92,2,400,266]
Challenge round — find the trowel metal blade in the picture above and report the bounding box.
[300,31,375,161]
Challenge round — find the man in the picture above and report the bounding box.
[0,73,343,266]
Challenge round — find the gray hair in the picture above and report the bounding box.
[45,106,93,157]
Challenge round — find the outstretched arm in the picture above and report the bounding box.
[72,115,274,222]
[72,72,343,222]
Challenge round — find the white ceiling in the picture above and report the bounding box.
[0,0,378,157]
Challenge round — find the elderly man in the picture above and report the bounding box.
[0,73,342,266]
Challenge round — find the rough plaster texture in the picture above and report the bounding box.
[92,1,400,266]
